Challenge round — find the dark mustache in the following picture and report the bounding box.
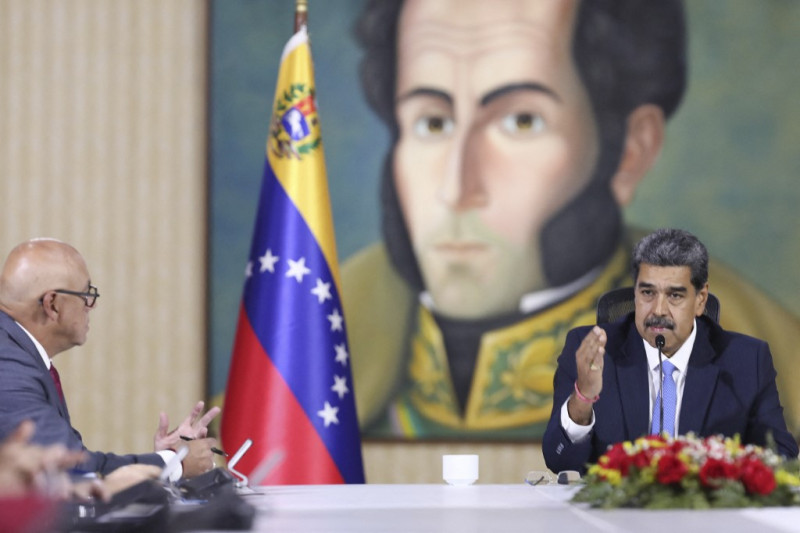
[645,317,674,329]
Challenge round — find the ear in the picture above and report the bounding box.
[40,292,60,321]
[610,104,665,206]
[694,283,709,317]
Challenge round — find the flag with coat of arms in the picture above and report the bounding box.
[220,25,365,485]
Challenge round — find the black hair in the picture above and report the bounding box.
[632,228,709,291]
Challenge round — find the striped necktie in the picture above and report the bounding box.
[651,359,677,436]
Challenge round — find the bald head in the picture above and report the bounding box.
[0,238,88,317]
[0,238,96,357]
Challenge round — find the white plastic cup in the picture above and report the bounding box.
[442,454,479,485]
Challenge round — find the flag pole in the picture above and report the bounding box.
[220,0,364,485]
[295,0,308,32]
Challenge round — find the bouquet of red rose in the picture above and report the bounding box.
[572,434,800,509]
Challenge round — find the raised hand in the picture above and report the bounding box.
[568,326,607,425]
[153,401,221,452]
[575,326,607,397]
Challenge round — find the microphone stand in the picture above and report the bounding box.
[656,335,666,434]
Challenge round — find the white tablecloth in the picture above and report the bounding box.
[209,484,800,533]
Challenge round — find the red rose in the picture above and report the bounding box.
[656,454,688,484]
[699,457,739,488]
[601,444,633,476]
[667,440,687,454]
[631,450,650,470]
[740,458,776,495]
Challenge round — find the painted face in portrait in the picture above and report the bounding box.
[634,264,708,356]
[393,0,600,319]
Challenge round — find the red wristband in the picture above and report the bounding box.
[574,381,599,404]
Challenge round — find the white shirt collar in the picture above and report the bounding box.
[518,266,603,314]
[419,264,603,315]
[643,318,697,374]
[14,320,52,370]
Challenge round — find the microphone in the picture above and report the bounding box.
[655,335,666,350]
[655,334,666,435]
[225,438,285,491]
[227,438,253,488]
[249,449,286,487]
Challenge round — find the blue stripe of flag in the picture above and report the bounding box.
[241,160,363,482]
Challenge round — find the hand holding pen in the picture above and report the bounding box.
[178,437,223,478]
[180,435,227,457]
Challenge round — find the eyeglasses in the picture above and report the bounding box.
[40,285,100,308]
[525,470,582,486]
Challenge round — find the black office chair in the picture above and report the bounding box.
[596,287,720,324]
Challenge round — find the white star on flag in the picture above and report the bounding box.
[259,249,280,273]
[327,308,344,331]
[310,278,332,303]
[245,261,253,278]
[317,401,339,427]
[334,343,349,366]
[331,375,349,400]
[286,257,311,283]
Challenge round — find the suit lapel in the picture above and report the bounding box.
[679,320,718,434]
[614,321,651,439]
[0,311,71,421]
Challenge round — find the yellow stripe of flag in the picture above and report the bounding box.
[266,27,342,291]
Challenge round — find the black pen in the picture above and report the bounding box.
[180,435,229,457]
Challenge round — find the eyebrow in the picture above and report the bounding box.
[396,87,453,106]
[480,82,561,107]
[397,82,561,109]
[636,281,688,293]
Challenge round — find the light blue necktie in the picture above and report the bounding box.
[651,359,677,436]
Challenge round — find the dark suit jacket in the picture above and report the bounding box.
[543,314,799,474]
[0,310,164,474]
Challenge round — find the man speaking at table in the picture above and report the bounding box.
[543,229,798,474]
[0,238,220,478]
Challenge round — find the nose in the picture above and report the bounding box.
[436,127,488,211]
[653,294,669,316]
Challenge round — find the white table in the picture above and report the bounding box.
[221,484,800,533]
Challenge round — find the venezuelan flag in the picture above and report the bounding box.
[221,26,364,485]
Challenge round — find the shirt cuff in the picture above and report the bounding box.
[156,450,183,482]
[560,397,594,443]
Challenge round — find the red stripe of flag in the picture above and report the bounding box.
[222,305,344,485]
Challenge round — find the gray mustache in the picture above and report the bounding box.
[645,317,674,329]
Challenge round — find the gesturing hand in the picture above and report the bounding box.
[575,325,607,399]
[153,401,221,452]
[567,326,607,426]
